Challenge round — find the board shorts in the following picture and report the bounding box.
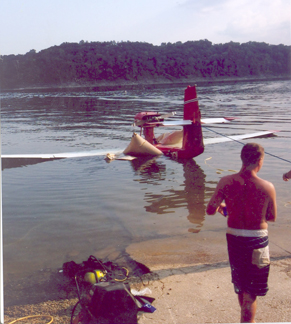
[226,227,270,296]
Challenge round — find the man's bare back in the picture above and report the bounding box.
[206,143,276,230]
[212,170,276,230]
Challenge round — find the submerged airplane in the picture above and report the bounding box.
[122,84,275,159]
[1,85,276,167]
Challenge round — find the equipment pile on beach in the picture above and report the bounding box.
[62,255,155,324]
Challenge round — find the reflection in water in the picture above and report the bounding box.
[1,157,62,170]
[182,159,206,233]
[131,157,207,233]
[130,156,166,184]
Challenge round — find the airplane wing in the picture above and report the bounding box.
[204,131,277,145]
[1,131,277,167]
[201,117,235,124]
[144,120,192,127]
[1,149,124,159]
[143,117,233,127]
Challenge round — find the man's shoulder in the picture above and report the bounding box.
[257,177,275,192]
[219,173,238,183]
[217,174,238,188]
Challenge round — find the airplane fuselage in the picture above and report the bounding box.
[132,85,205,159]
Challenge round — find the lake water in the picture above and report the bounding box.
[1,79,291,305]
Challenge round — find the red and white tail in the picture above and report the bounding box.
[180,85,204,159]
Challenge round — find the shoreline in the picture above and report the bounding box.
[4,256,291,324]
[2,75,290,92]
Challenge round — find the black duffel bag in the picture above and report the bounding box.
[88,281,140,321]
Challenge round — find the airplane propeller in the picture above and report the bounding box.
[133,112,176,127]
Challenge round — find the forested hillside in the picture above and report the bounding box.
[0,40,290,89]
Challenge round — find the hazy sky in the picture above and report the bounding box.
[0,0,290,55]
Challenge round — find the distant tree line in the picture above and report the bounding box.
[0,40,290,89]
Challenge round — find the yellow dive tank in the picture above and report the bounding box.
[84,270,105,284]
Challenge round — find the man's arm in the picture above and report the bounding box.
[206,178,225,215]
[266,183,277,222]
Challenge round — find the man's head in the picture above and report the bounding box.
[241,143,265,167]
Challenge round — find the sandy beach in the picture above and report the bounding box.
[137,257,291,324]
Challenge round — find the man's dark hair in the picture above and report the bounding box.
[241,143,264,166]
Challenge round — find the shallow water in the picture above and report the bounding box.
[1,80,291,296]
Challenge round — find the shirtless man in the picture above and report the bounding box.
[206,143,277,323]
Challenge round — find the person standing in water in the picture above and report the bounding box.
[206,143,277,323]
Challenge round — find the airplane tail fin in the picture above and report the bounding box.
[180,85,204,159]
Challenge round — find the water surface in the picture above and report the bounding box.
[1,80,291,304]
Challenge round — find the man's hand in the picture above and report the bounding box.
[283,173,289,181]
[217,203,227,216]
